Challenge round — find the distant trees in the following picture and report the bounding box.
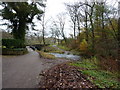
[49,13,67,45]
[0,2,44,41]
[57,13,67,43]
[64,0,118,57]
[66,2,81,38]
[50,21,61,44]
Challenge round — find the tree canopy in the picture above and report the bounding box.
[0,1,44,41]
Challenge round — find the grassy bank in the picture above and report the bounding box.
[57,45,80,55]
[37,51,56,59]
[69,57,120,88]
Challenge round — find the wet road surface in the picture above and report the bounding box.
[2,47,69,88]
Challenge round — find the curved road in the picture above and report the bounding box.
[2,47,69,88]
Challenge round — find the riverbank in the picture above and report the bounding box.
[39,45,81,60]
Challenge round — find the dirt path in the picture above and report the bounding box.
[2,47,70,88]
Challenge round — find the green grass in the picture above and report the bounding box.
[57,45,70,51]
[69,57,120,88]
[37,51,56,59]
[69,57,98,69]
[82,70,120,88]
[69,62,98,69]
[48,50,64,54]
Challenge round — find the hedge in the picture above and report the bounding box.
[1,48,28,55]
[2,39,25,48]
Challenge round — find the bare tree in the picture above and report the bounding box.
[49,19,61,44]
[53,23,61,44]
[37,5,48,45]
[65,3,78,38]
[57,13,67,43]
[41,7,46,45]
[83,1,95,53]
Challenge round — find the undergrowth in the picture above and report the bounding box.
[57,45,70,51]
[69,57,120,88]
[42,45,64,54]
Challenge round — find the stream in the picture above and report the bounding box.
[49,45,81,60]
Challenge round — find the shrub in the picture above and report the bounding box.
[2,48,28,55]
[79,39,88,51]
[2,39,25,48]
[42,46,64,54]
[68,39,79,50]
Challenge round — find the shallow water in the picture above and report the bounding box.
[49,52,81,60]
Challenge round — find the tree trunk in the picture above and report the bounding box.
[42,27,45,45]
[101,3,105,39]
[62,29,67,43]
[118,4,120,61]
[85,11,88,42]
[42,7,46,45]
[90,16,95,54]
[57,37,59,45]
[76,15,80,37]
[73,21,76,38]
[17,17,26,41]
[12,20,18,39]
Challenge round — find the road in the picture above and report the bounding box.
[2,47,69,88]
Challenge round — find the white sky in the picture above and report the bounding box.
[45,0,76,19]
[45,0,118,19]
[45,0,75,37]
[44,0,118,37]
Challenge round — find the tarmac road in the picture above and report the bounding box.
[2,47,69,88]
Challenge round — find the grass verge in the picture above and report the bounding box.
[37,51,56,59]
[69,57,120,88]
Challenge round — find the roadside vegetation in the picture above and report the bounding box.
[69,57,120,88]
[38,51,56,59]
[1,39,28,55]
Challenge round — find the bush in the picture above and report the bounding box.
[2,39,25,48]
[68,39,79,50]
[79,39,88,51]
[41,45,64,54]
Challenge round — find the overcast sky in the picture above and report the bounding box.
[45,0,118,19]
[44,0,118,37]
